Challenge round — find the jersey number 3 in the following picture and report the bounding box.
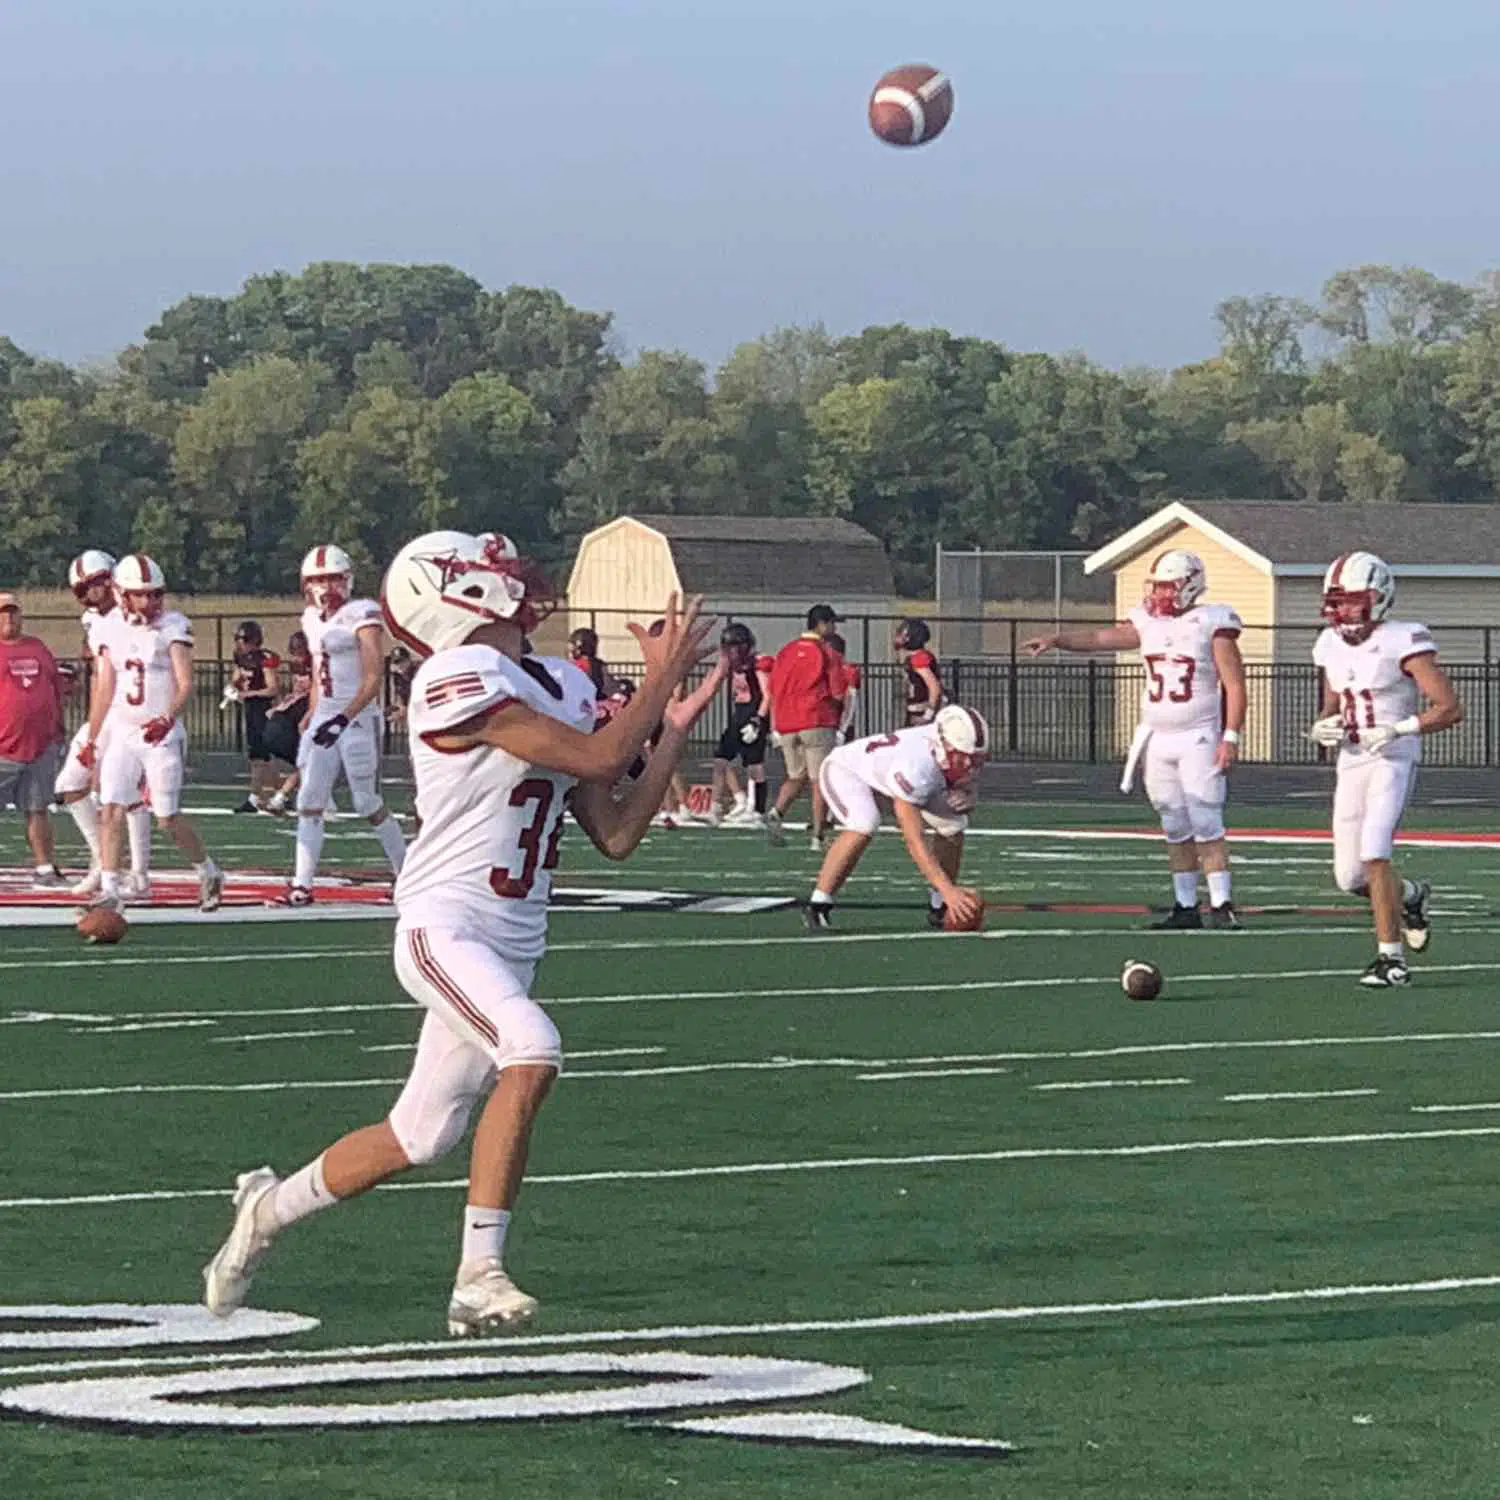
[1145,654,1196,704]
[123,658,147,708]
[490,778,565,900]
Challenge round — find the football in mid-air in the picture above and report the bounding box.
[78,906,128,946]
[1122,959,1163,1001]
[868,65,954,148]
[943,899,986,933]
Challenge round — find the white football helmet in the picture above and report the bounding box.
[300,544,355,617]
[934,703,991,787]
[113,554,166,625]
[69,550,117,604]
[1322,551,1394,643]
[381,530,557,658]
[1145,549,1207,617]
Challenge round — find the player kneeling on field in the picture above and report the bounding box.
[806,704,988,931]
[1308,552,1462,988]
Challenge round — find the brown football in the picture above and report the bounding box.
[943,899,986,933]
[1122,960,1163,1001]
[78,906,128,946]
[869,65,954,148]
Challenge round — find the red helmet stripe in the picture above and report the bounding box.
[964,706,986,748]
[316,546,327,571]
[1329,553,1349,590]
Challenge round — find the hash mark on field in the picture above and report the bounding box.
[1031,1078,1193,1092]
[1410,1102,1500,1113]
[69,1020,218,1036]
[1225,1089,1379,1102]
[858,1067,1011,1082]
[209,1028,356,1044]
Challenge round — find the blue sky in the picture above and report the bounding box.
[2,0,1498,372]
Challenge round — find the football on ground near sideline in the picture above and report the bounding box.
[77,906,128,945]
[1122,959,1163,1000]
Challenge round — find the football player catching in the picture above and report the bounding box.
[289,545,406,905]
[1024,549,1247,929]
[203,529,722,1336]
[82,555,222,912]
[1307,552,1462,987]
[55,551,155,900]
[807,703,989,931]
[710,623,773,826]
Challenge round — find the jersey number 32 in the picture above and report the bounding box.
[490,778,565,900]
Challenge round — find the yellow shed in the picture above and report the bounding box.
[565,514,896,668]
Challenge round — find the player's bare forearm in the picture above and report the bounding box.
[1213,636,1247,734]
[894,800,955,897]
[1022,623,1140,656]
[919,667,944,711]
[1407,656,1464,733]
[169,643,194,719]
[1317,672,1339,721]
[87,657,115,741]
[342,627,386,721]
[570,742,682,861]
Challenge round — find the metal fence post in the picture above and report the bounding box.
[1007,619,1019,753]
[1087,660,1098,763]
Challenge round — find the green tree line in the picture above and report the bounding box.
[4,260,1500,597]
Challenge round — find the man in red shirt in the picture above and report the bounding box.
[767,603,847,850]
[0,594,67,885]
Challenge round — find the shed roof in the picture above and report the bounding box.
[619,514,894,596]
[1086,501,1500,577]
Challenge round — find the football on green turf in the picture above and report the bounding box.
[1122,959,1162,1001]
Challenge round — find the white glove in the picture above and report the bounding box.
[218,685,241,711]
[740,715,764,745]
[1361,716,1420,756]
[1306,715,1345,748]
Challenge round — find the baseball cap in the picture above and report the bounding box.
[806,603,843,628]
[0,592,19,611]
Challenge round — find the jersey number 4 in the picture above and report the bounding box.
[1145,654,1196,704]
[490,778,565,900]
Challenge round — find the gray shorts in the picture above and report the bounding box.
[0,743,63,814]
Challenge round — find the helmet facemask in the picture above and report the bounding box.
[120,588,165,627]
[1323,589,1379,644]
[305,574,352,618]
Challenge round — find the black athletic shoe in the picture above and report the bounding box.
[284,885,314,909]
[233,797,259,814]
[804,902,833,932]
[1402,881,1432,954]
[1151,904,1203,930]
[1207,902,1242,930]
[927,904,947,930]
[1360,955,1411,988]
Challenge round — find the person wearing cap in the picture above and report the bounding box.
[0,594,67,886]
[766,603,848,850]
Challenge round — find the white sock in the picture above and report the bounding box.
[810,889,834,906]
[1206,871,1232,907]
[1172,872,1199,908]
[461,1204,511,1267]
[100,869,122,900]
[929,888,945,910]
[267,1155,333,1231]
[68,796,101,864]
[295,815,325,888]
[374,816,406,873]
[1379,941,1404,960]
[127,806,152,876]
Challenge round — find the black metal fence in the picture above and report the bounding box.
[57,656,1500,768]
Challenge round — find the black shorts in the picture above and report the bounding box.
[244,699,272,761]
[261,709,301,767]
[717,706,767,767]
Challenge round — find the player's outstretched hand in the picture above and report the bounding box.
[1020,634,1059,657]
[629,594,715,688]
[663,659,729,736]
[946,887,984,927]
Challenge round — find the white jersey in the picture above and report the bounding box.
[395,647,597,961]
[839,724,951,812]
[81,606,114,660]
[1314,619,1436,765]
[1126,603,1242,733]
[303,599,384,722]
[97,611,193,726]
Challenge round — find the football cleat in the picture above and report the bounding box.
[1360,955,1411,988]
[77,892,124,920]
[1207,902,1242,930]
[203,1167,281,1317]
[1151,903,1203,930]
[766,809,786,848]
[233,797,260,815]
[122,872,152,904]
[1402,881,1432,953]
[285,885,314,908]
[199,865,224,912]
[804,902,833,932]
[30,867,66,890]
[927,904,947,930]
[447,1259,539,1337]
[70,867,103,898]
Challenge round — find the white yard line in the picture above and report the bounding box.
[1031,1078,1193,1092]
[8,1124,1500,1210]
[5,1270,1498,1380]
[1226,1089,1379,1103]
[1410,1102,1500,1114]
[209,1029,357,1045]
[858,1067,1012,1082]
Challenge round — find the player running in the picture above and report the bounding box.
[895,618,943,727]
[1023,550,1247,929]
[289,545,406,905]
[55,551,155,900]
[710,623,773,826]
[82,555,222,912]
[807,704,989,932]
[203,528,720,1336]
[1307,552,1462,987]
